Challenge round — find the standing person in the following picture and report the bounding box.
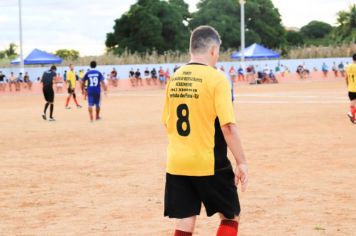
[229,66,237,82]
[41,65,57,121]
[322,62,329,78]
[332,62,338,78]
[129,68,135,87]
[162,25,248,236]
[151,67,157,85]
[65,64,81,109]
[0,71,6,92]
[110,67,118,87]
[81,61,107,122]
[55,73,64,93]
[346,53,356,124]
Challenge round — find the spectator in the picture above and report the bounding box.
[129,68,135,86]
[8,72,16,92]
[173,65,179,73]
[237,66,245,82]
[55,73,64,93]
[135,68,142,86]
[165,68,170,83]
[229,66,237,82]
[111,67,118,87]
[338,61,345,77]
[151,67,157,85]
[159,66,165,86]
[322,62,329,78]
[23,72,32,90]
[144,67,151,85]
[0,71,6,92]
[332,62,338,78]
[219,65,225,72]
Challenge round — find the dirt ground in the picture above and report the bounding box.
[0,80,355,236]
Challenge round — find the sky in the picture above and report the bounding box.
[0,0,354,56]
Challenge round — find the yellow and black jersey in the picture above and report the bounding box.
[162,63,236,176]
[66,70,76,89]
[346,63,356,92]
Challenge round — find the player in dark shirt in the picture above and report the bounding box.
[0,71,5,92]
[41,65,57,121]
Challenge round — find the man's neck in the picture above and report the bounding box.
[190,54,212,67]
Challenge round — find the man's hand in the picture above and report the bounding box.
[235,163,248,192]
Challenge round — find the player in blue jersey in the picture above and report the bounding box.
[81,61,107,122]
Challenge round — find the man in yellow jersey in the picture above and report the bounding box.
[65,64,81,109]
[162,25,248,236]
[346,53,356,124]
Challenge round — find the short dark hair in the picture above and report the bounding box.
[353,53,356,61]
[90,61,97,68]
[190,25,221,54]
[50,65,57,71]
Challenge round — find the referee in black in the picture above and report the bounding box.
[41,65,57,121]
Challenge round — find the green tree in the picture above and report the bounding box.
[190,0,286,49]
[106,0,190,55]
[300,21,333,39]
[55,49,80,60]
[285,31,304,46]
[0,43,19,59]
[334,4,356,43]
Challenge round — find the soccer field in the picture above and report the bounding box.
[0,80,355,235]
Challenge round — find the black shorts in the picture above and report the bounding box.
[68,88,75,94]
[349,92,356,101]
[164,167,240,219]
[43,88,54,103]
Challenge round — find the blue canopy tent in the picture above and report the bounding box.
[231,43,280,59]
[11,48,62,65]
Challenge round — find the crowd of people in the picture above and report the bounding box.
[0,71,33,92]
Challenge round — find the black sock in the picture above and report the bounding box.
[50,104,54,118]
[44,102,49,114]
[73,93,76,99]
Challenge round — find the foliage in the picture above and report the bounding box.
[190,0,285,49]
[106,0,190,55]
[285,31,304,46]
[0,43,18,59]
[300,21,333,39]
[333,4,356,43]
[55,49,80,60]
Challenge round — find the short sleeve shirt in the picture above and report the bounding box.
[162,63,235,176]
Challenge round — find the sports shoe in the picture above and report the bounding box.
[77,105,82,109]
[347,112,355,124]
[65,106,71,109]
[42,114,46,120]
[48,117,56,121]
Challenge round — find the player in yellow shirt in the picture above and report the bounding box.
[346,53,356,124]
[65,64,81,109]
[162,26,248,236]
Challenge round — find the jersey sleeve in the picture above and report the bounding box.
[214,77,236,126]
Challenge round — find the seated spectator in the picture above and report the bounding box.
[151,68,157,85]
[144,67,151,85]
[8,72,16,92]
[129,68,135,87]
[159,66,165,86]
[23,72,32,90]
[0,71,6,92]
[135,68,142,86]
